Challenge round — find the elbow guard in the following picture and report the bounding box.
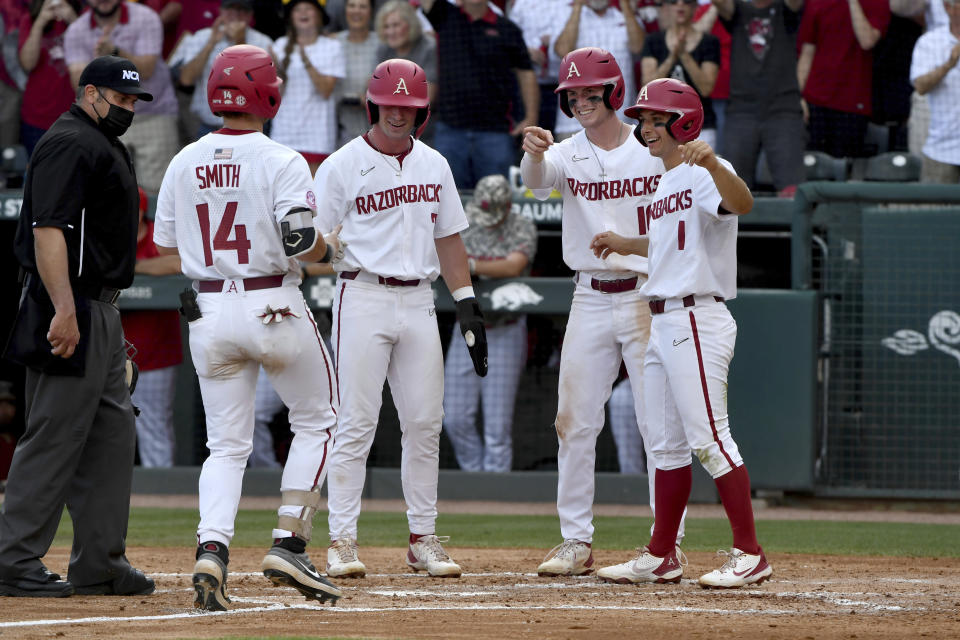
[280,207,318,258]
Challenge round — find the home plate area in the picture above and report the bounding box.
[2,547,957,639]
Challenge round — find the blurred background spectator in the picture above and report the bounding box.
[333,0,377,148]
[139,0,181,58]
[0,1,28,149]
[443,175,537,472]
[0,381,17,486]
[17,0,77,157]
[169,0,273,139]
[374,0,437,142]
[508,0,567,133]
[641,0,720,147]
[797,0,890,158]
[553,0,645,141]
[423,0,537,189]
[869,1,921,154]
[715,0,805,195]
[272,0,344,176]
[910,0,960,183]
[121,187,182,467]
[607,375,645,474]
[64,0,179,193]
[693,0,730,152]
[324,0,385,32]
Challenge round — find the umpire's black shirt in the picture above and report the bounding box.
[14,104,138,292]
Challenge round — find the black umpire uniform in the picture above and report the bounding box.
[0,56,155,597]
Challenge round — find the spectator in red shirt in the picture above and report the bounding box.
[140,0,182,59]
[172,0,217,44]
[17,0,78,156]
[798,0,891,158]
[120,187,183,467]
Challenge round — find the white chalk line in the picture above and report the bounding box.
[1,574,946,629]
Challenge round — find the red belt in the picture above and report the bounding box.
[197,274,285,293]
[649,295,724,315]
[340,271,421,287]
[590,276,638,294]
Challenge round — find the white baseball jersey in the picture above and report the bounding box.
[271,35,346,155]
[528,127,663,275]
[641,158,739,301]
[550,6,637,135]
[154,130,317,282]
[312,135,468,280]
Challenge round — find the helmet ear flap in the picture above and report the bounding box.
[602,84,615,111]
[367,100,379,125]
[559,91,573,118]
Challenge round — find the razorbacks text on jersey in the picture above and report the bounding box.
[527,127,663,275]
[641,158,739,301]
[154,130,318,283]
[312,135,467,280]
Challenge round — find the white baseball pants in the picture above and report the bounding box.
[189,284,338,545]
[327,279,445,540]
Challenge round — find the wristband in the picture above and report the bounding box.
[319,243,334,263]
[451,286,475,302]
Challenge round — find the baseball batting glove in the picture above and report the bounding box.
[456,298,488,377]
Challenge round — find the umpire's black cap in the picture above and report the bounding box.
[78,56,154,101]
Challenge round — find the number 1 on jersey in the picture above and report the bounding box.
[196,201,251,265]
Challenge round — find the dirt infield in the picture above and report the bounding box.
[3,545,959,639]
[2,498,959,639]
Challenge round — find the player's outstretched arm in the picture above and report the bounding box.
[678,140,753,215]
[590,231,649,259]
[520,126,558,190]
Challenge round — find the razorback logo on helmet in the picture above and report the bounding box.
[566,62,581,79]
[394,78,409,95]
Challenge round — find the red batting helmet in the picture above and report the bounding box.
[207,44,282,120]
[624,78,704,146]
[366,59,430,138]
[555,47,625,119]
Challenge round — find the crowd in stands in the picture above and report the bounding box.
[1,0,958,194]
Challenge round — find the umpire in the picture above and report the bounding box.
[0,56,155,597]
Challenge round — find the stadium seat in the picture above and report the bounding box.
[803,151,848,182]
[863,151,922,182]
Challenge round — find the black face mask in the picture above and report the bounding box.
[94,90,134,138]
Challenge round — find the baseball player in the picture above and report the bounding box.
[153,44,344,610]
[520,47,685,577]
[314,59,487,579]
[591,78,772,588]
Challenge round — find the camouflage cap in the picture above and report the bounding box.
[465,174,513,228]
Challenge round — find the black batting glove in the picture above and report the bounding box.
[456,297,488,377]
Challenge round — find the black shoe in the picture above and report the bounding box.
[73,567,155,596]
[0,566,74,598]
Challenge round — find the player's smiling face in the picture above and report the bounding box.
[377,104,418,140]
[637,109,678,158]
[566,86,612,128]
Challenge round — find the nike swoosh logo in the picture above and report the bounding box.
[360,167,375,176]
[673,338,689,347]
[572,155,590,162]
[732,567,754,577]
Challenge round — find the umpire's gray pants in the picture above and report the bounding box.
[0,300,137,585]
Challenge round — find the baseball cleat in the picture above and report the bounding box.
[537,539,594,577]
[698,548,772,589]
[597,546,686,584]
[327,537,366,578]
[193,553,230,611]
[406,535,462,577]
[262,547,343,604]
